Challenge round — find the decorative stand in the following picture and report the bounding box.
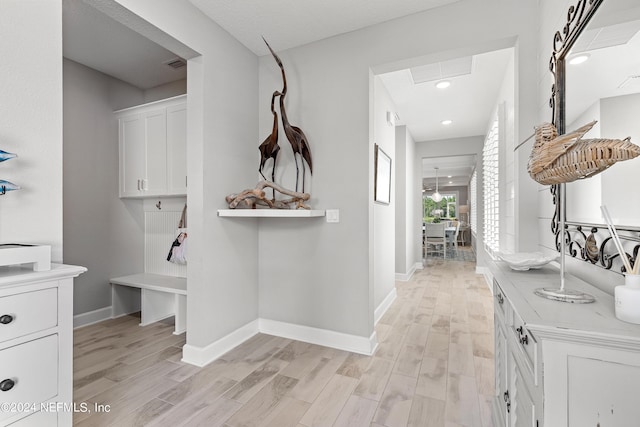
[534,183,595,303]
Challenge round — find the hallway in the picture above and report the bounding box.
[73,255,494,426]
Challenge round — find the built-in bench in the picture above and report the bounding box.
[110,273,186,335]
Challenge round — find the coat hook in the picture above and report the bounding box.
[156,201,161,210]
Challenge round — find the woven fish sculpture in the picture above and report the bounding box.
[528,120,640,185]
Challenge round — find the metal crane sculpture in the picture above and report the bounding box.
[263,38,313,193]
[225,39,314,210]
[258,91,281,199]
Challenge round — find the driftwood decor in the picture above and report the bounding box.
[226,181,310,210]
[226,38,314,210]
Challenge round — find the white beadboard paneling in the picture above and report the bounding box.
[145,210,187,277]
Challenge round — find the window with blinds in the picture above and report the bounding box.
[483,115,499,256]
[470,170,477,235]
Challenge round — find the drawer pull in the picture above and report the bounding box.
[496,294,504,305]
[516,326,529,345]
[0,379,15,392]
[503,390,511,413]
[0,314,13,324]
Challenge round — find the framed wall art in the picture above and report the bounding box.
[374,144,391,205]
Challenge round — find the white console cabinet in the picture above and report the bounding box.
[491,261,640,427]
[115,95,187,198]
[0,264,86,427]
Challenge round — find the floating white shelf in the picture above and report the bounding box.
[217,209,326,218]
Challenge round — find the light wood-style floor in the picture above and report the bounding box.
[73,251,494,426]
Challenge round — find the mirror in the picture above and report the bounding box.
[564,0,640,227]
[550,0,640,273]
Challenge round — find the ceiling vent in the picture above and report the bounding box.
[572,20,640,53]
[164,57,187,70]
[410,56,473,84]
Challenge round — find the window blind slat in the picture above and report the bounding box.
[483,113,499,256]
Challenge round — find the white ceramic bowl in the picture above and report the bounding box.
[498,252,557,271]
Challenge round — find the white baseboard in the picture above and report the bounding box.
[182,317,378,367]
[375,287,397,325]
[395,261,423,281]
[259,318,377,356]
[475,266,493,291]
[182,319,260,367]
[73,306,112,329]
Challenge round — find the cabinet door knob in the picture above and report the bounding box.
[0,314,13,324]
[0,379,15,392]
[496,294,504,305]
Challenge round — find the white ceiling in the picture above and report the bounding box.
[62,0,186,90]
[379,48,512,187]
[379,48,513,143]
[189,0,460,56]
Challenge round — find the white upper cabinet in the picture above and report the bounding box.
[166,103,187,195]
[115,95,186,198]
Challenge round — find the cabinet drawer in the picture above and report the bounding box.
[7,409,57,427]
[0,288,57,343]
[511,309,538,382]
[0,335,59,424]
[493,280,508,319]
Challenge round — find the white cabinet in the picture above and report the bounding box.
[166,103,187,195]
[491,261,640,427]
[115,95,187,198]
[0,264,86,427]
[493,280,541,427]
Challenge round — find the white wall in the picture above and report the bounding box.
[106,0,260,356]
[63,59,146,316]
[0,0,63,261]
[600,94,640,226]
[144,79,187,103]
[395,126,420,277]
[257,0,539,343]
[496,51,517,254]
[372,78,397,310]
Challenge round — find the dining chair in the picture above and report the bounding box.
[424,223,447,258]
[458,223,469,246]
[448,220,461,252]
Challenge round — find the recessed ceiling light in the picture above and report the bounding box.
[449,181,453,184]
[441,119,453,125]
[569,53,590,65]
[435,80,451,89]
[447,175,452,178]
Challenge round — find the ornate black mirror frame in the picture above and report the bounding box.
[550,0,640,274]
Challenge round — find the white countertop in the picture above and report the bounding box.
[489,260,640,347]
[0,263,87,289]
